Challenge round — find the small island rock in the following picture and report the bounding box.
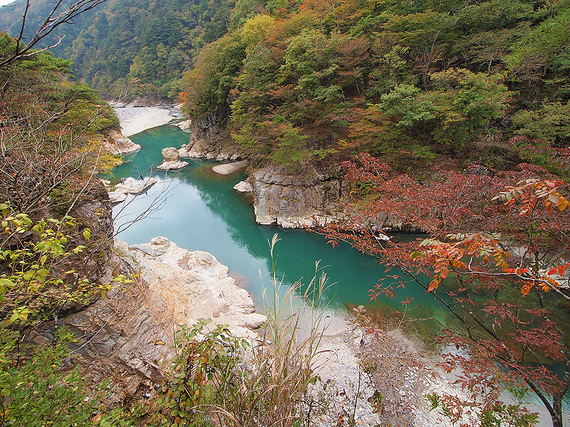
[157,147,189,171]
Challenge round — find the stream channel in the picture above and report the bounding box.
[110,125,442,321]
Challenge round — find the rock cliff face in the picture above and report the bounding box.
[50,237,265,405]
[181,110,241,160]
[182,116,411,231]
[252,166,347,228]
[250,165,415,231]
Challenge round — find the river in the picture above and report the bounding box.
[109,124,569,423]
[110,125,444,322]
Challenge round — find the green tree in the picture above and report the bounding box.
[183,32,246,117]
[427,68,512,148]
[512,101,570,146]
[240,14,275,53]
[378,83,435,129]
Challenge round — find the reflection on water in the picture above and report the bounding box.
[109,125,569,417]
[111,126,443,316]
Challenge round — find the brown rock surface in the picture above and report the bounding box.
[43,237,265,405]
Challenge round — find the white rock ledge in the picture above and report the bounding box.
[106,177,157,203]
[104,129,141,156]
[59,237,266,388]
[212,160,249,175]
[125,237,266,339]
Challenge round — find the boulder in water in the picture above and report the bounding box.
[157,147,188,171]
[212,160,249,175]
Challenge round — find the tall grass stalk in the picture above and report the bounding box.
[158,233,336,426]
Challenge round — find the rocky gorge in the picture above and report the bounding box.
[85,104,476,426]
[55,237,266,404]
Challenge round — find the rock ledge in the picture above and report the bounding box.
[56,238,265,404]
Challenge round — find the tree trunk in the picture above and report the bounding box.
[551,360,570,427]
[551,398,563,427]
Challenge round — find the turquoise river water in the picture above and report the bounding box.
[109,125,569,420]
[110,125,444,320]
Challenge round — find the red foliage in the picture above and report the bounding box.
[321,153,570,425]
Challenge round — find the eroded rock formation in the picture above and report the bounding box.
[252,166,346,228]
[43,237,265,405]
[103,129,141,155]
[157,147,188,171]
[180,110,241,161]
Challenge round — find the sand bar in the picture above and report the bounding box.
[114,106,176,137]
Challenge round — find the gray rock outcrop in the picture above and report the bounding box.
[54,237,265,404]
[103,129,141,155]
[252,166,346,228]
[234,180,253,194]
[105,177,157,203]
[157,147,188,170]
[177,119,192,131]
[181,110,241,160]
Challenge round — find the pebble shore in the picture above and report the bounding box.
[114,106,176,136]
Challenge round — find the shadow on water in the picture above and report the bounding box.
[108,125,569,417]
[110,126,447,321]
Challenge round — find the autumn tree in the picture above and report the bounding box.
[322,152,570,426]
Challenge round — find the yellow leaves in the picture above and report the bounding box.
[9,306,32,324]
[452,259,465,269]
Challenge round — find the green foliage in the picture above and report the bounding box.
[155,319,248,426]
[0,202,106,326]
[240,14,275,52]
[512,101,570,145]
[182,32,246,117]
[3,0,563,169]
[0,326,101,426]
[271,122,310,167]
[280,29,345,103]
[431,68,511,130]
[0,0,238,99]
[506,7,570,74]
[378,84,435,128]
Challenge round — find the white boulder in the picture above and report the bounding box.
[157,147,189,171]
[107,177,157,203]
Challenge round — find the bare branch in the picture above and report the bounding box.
[0,0,107,68]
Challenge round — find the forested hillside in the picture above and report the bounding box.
[0,0,238,98]
[2,0,570,425]
[183,0,570,171]
[178,1,570,424]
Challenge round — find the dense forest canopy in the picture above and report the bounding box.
[178,0,570,171]
[0,0,238,98]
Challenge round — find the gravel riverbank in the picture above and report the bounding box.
[114,106,178,137]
